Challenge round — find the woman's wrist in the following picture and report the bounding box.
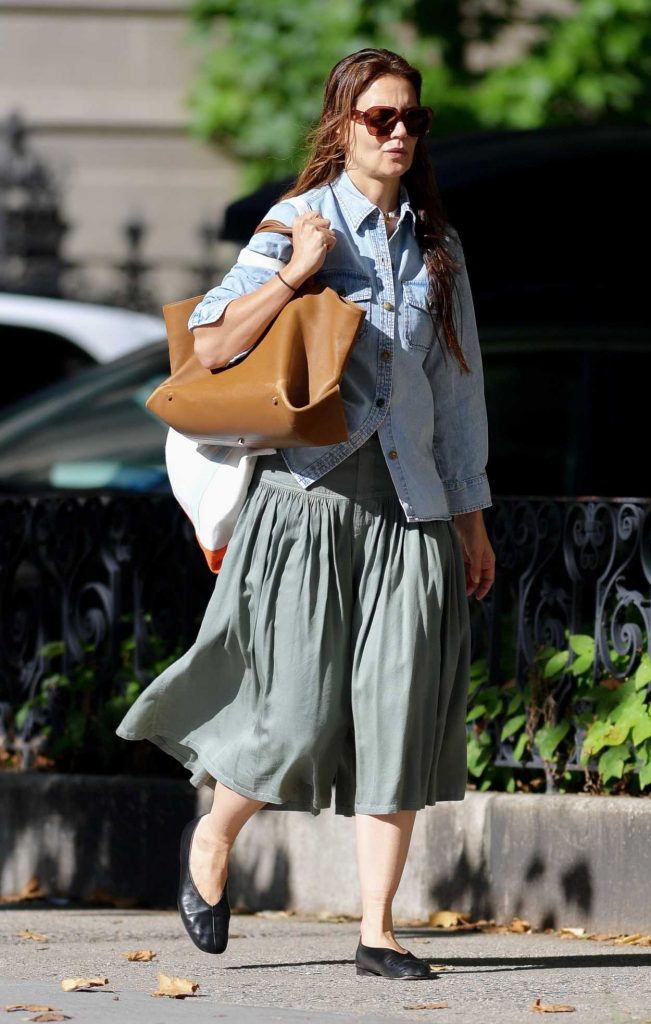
[275,270,298,293]
[282,260,311,290]
[452,509,485,535]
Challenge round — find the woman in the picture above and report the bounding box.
[116,47,495,980]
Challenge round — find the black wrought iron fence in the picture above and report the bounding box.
[473,496,651,790]
[0,493,213,770]
[0,493,649,785]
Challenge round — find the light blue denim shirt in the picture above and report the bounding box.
[188,168,491,522]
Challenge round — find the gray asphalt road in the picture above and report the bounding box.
[2,907,651,1023]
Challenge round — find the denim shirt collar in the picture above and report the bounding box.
[330,168,417,236]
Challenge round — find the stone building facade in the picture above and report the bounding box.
[0,0,242,310]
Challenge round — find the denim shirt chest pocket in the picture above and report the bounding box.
[401,281,435,353]
[314,269,373,340]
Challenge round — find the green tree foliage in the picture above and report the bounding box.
[474,0,651,128]
[184,0,650,188]
[185,0,415,188]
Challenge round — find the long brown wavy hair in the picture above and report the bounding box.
[277,47,470,374]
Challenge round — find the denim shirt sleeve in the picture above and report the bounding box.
[187,199,300,364]
[424,227,492,515]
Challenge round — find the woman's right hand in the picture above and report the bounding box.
[286,211,337,280]
[193,210,336,369]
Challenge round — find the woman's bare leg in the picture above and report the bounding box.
[355,810,417,953]
[189,781,267,904]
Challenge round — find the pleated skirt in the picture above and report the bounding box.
[115,431,472,816]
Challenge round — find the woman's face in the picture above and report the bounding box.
[343,74,419,182]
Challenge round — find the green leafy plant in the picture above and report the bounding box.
[6,618,187,777]
[467,627,651,796]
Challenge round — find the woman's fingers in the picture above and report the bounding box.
[295,212,331,229]
[289,212,337,272]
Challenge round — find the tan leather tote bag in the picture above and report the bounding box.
[145,219,366,448]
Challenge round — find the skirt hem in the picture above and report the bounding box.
[115,725,468,817]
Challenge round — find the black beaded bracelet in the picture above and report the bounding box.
[276,270,298,293]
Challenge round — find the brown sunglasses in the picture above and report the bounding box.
[351,105,434,138]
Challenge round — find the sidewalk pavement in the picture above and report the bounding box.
[2,905,651,1023]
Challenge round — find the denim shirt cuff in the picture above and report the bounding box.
[188,297,255,366]
[188,296,232,332]
[445,472,492,515]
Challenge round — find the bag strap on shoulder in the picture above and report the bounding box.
[253,195,314,236]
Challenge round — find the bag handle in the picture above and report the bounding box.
[253,219,294,237]
[253,195,314,237]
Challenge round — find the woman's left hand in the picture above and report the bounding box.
[452,510,495,600]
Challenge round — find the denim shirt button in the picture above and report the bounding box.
[382,300,394,311]
[388,449,398,460]
[376,398,385,407]
[380,350,390,362]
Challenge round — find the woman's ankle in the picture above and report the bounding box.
[195,814,233,856]
[359,924,405,950]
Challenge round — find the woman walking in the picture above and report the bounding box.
[116,46,495,980]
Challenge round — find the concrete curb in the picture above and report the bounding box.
[2,774,650,933]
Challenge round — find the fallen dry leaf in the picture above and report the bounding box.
[429,910,472,928]
[614,933,644,945]
[60,976,109,992]
[586,932,626,941]
[85,887,139,909]
[152,972,199,998]
[530,996,576,1013]
[559,927,586,939]
[403,1001,448,1010]
[121,949,157,961]
[18,877,47,901]
[16,929,48,941]
[255,909,295,919]
[600,676,621,690]
[33,754,56,770]
[631,936,651,946]
[314,912,354,923]
[509,917,532,933]
[29,1014,71,1022]
[4,1006,56,1014]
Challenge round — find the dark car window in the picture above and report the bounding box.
[483,337,651,498]
[1,325,94,411]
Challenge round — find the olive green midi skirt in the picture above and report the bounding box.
[115,432,472,816]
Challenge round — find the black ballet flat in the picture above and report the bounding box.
[177,815,231,955]
[355,939,433,979]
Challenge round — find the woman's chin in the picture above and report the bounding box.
[383,156,412,173]
[379,161,409,176]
